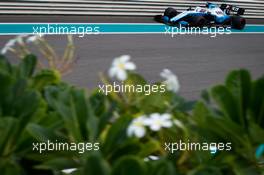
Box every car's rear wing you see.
[220,4,245,16]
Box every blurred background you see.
[0,0,264,100]
[0,0,264,21]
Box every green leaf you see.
[14,90,40,137]
[82,152,110,175]
[71,89,90,141]
[193,103,247,146]
[102,116,131,156]
[14,88,40,118]
[108,139,141,161]
[193,102,210,124]
[32,69,61,90]
[201,89,211,104]
[211,85,239,123]
[0,159,23,175]
[111,156,147,175]
[148,159,178,175]
[18,54,37,77]
[89,92,113,135]
[36,158,78,171]
[139,140,161,158]
[0,70,13,110]
[188,166,222,175]
[139,89,171,113]
[0,117,18,156]
[123,73,147,103]
[250,76,264,128]
[225,69,251,129]
[248,122,264,143]
[44,86,84,142]
[124,73,147,86]
[0,55,12,73]
[27,123,66,142]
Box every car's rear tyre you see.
[190,16,207,27]
[164,7,178,19]
[231,16,246,30]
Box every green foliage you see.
[0,55,263,175]
[111,156,147,175]
[191,69,264,174]
[0,55,62,174]
[82,152,110,175]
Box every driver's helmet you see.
[206,2,217,8]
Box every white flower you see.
[160,69,180,93]
[1,39,16,54]
[109,55,136,81]
[15,35,29,45]
[62,168,77,174]
[1,35,29,55]
[145,113,173,131]
[16,36,24,45]
[127,116,147,138]
[27,35,43,43]
[144,155,159,161]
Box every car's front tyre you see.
[190,16,207,27]
[164,7,178,19]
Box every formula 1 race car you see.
[154,2,246,30]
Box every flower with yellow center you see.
[144,113,173,131]
[127,116,148,138]
[109,55,136,81]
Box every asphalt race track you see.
[1,32,263,99]
[0,16,264,99]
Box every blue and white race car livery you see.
[154,2,246,30]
